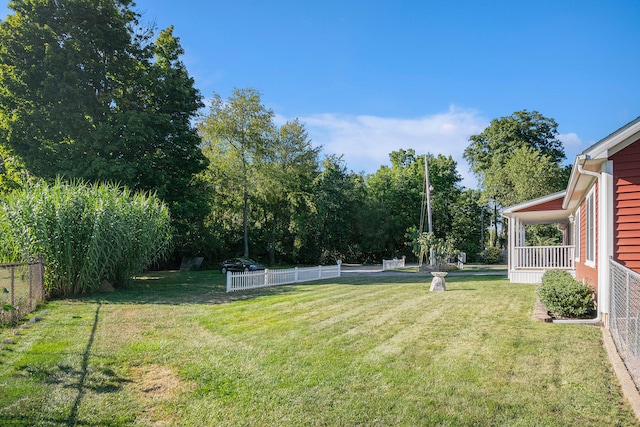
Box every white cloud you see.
[558,132,589,163]
[558,132,583,148]
[298,106,488,189]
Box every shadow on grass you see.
[66,302,100,426]
[77,270,301,306]
[4,301,132,427]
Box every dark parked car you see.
[219,257,265,273]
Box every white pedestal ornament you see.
[430,271,447,291]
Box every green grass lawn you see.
[0,271,637,426]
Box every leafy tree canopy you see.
[0,1,207,257]
[198,88,276,258]
[463,110,565,190]
[463,110,569,248]
[488,145,570,207]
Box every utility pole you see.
[425,156,434,267]
[425,156,433,235]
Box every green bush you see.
[457,241,480,263]
[481,247,503,264]
[537,270,594,318]
[0,179,172,296]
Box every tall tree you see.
[463,110,565,181]
[366,149,424,257]
[490,145,570,207]
[493,146,570,246]
[365,150,462,260]
[0,1,207,256]
[254,119,320,265]
[198,88,275,258]
[146,27,209,257]
[449,189,488,262]
[0,0,141,177]
[463,110,566,244]
[0,147,24,195]
[427,153,463,240]
[304,155,366,264]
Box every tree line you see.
[0,0,570,269]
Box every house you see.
[502,116,640,326]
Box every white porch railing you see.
[226,264,341,292]
[513,246,575,270]
[382,256,406,271]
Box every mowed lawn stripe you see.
[0,270,637,426]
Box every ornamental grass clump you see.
[537,270,595,318]
[0,179,172,296]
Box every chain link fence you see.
[609,259,640,389]
[0,258,45,325]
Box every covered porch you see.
[502,191,576,284]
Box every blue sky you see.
[3,1,640,188]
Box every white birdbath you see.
[430,271,448,291]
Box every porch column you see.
[518,218,526,248]
[507,217,513,272]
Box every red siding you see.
[516,197,564,212]
[575,183,598,290]
[611,139,640,273]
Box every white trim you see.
[502,191,566,215]
[574,207,581,262]
[585,186,596,267]
[508,269,576,285]
[600,160,614,317]
[586,117,640,159]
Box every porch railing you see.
[513,246,575,270]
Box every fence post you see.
[318,265,322,279]
[264,269,269,286]
[226,272,231,292]
[10,265,15,307]
[626,269,631,356]
[28,262,34,310]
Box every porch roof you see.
[502,191,571,224]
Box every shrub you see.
[0,179,172,296]
[537,270,594,318]
[457,241,480,263]
[481,247,503,264]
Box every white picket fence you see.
[226,263,342,292]
[382,256,406,271]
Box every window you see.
[573,208,581,261]
[585,188,596,265]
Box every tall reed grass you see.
[0,179,172,296]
